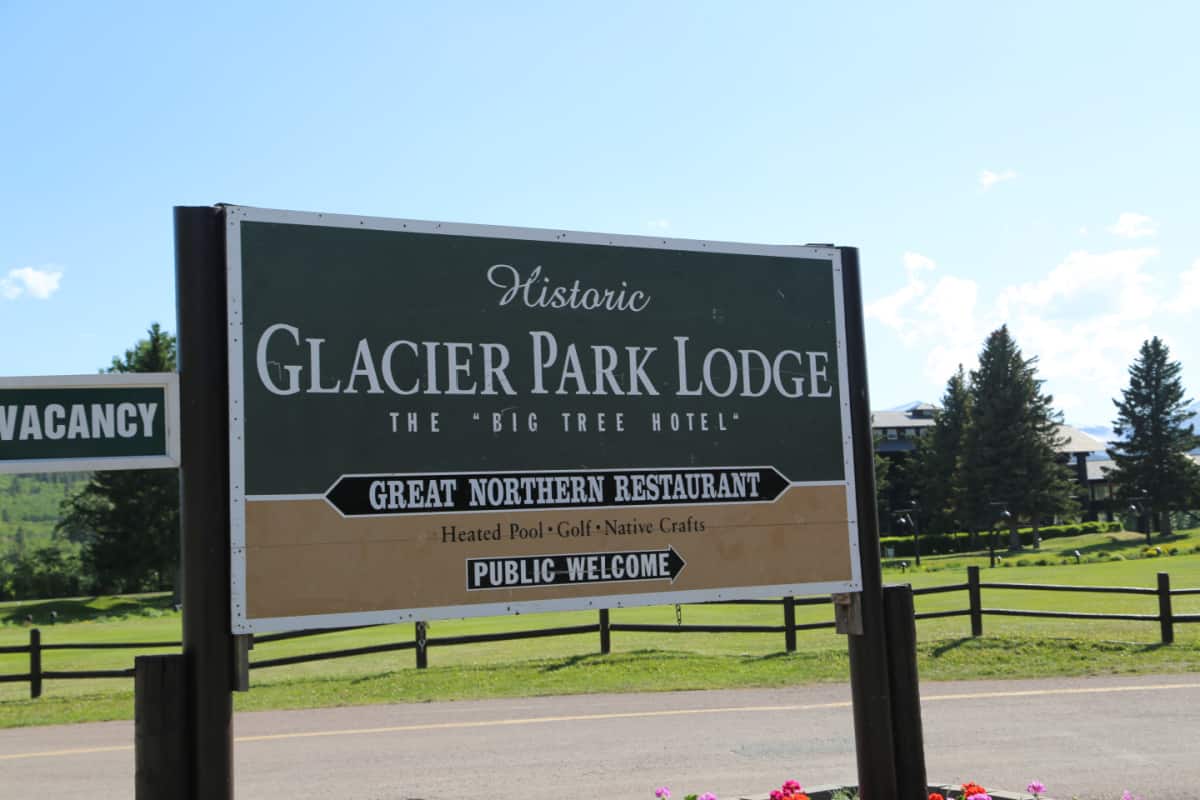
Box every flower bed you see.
[736,783,1052,800]
[660,777,1147,800]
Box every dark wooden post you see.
[883,584,927,800]
[175,205,235,800]
[135,655,189,800]
[783,597,797,653]
[967,566,983,637]
[29,628,42,699]
[1157,572,1174,645]
[838,247,900,799]
[599,609,611,654]
[415,622,428,669]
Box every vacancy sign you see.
[0,374,180,473]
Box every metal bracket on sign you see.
[832,592,863,636]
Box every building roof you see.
[874,439,917,454]
[871,410,937,429]
[870,410,1106,456]
[1056,425,1105,455]
[1086,459,1115,482]
[1088,453,1200,482]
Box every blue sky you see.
[2,2,1197,429]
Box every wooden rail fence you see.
[3,567,1198,699]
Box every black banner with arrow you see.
[467,546,686,590]
[326,466,788,517]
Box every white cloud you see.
[997,248,1158,321]
[864,251,938,335]
[987,250,1160,404]
[1165,258,1200,313]
[0,266,63,300]
[865,246,1182,425]
[919,275,979,336]
[903,252,936,273]
[979,168,1016,190]
[646,219,670,231]
[1108,212,1156,238]
[866,253,983,375]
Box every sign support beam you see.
[175,205,235,800]
[839,247,901,798]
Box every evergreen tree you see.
[57,324,180,594]
[1025,387,1079,547]
[961,326,1071,549]
[913,366,972,535]
[1107,337,1200,539]
[873,436,891,524]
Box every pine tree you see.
[873,435,891,523]
[57,324,181,594]
[962,326,1072,549]
[913,366,971,535]
[1107,337,1200,539]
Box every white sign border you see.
[225,204,863,635]
[0,372,180,474]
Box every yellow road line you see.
[3,681,1199,761]
[921,683,1200,703]
[234,701,855,743]
[0,743,132,760]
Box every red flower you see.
[928,794,945,800]
[961,783,988,798]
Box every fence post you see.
[29,628,42,699]
[599,609,611,655]
[783,597,797,652]
[882,584,928,800]
[135,654,188,800]
[415,622,428,669]
[1157,572,1174,645]
[967,566,982,637]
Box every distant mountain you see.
[1081,400,1200,457]
[887,400,933,412]
[1080,425,1117,446]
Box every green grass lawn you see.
[886,526,1200,573]
[3,530,1200,729]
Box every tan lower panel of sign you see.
[243,484,851,619]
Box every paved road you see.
[2,673,1197,799]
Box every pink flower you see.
[1027,780,1045,796]
[967,794,991,800]
[770,792,783,800]
[698,794,718,800]
[782,781,803,793]
[655,788,671,799]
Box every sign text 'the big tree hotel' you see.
[227,207,862,634]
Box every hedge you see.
[879,521,1122,557]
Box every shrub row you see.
[879,521,1122,557]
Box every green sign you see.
[227,206,862,634]
[0,374,180,473]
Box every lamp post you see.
[1128,489,1153,545]
[987,503,1011,568]
[892,503,921,567]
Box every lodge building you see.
[871,402,1107,525]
